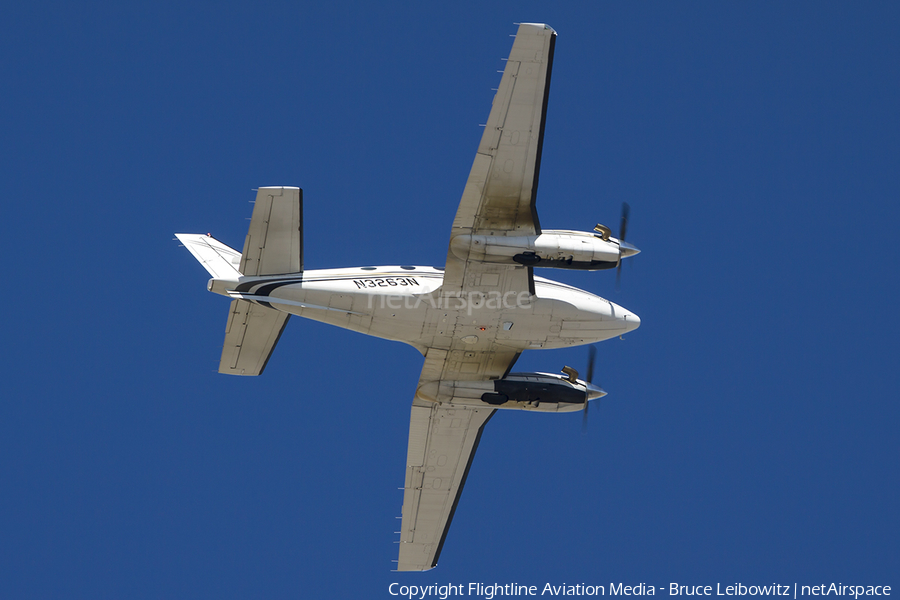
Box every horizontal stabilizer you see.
[241,187,303,276]
[220,299,290,376]
[175,234,242,279]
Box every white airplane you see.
[177,23,640,571]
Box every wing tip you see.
[516,22,557,34]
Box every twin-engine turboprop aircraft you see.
[177,23,640,571]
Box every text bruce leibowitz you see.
[388,583,892,600]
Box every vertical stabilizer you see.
[175,234,242,279]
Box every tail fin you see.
[175,234,242,279]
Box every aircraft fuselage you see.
[208,265,640,355]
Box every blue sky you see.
[2,1,898,598]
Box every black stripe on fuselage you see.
[233,272,590,306]
[234,273,443,295]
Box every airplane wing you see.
[396,23,557,570]
[397,348,520,571]
[441,22,556,296]
[397,399,495,571]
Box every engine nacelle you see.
[416,372,606,413]
[450,229,637,270]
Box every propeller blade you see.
[586,345,596,383]
[616,202,631,292]
[582,346,597,434]
[582,400,589,434]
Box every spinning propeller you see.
[582,345,599,433]
[616,202,640,291]
[560,346,605,433]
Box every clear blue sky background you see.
[2,2,898,598]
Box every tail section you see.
[175,234,242,279]
[176,186,304,376]
[219,299,290,376]
[241,186,303,276]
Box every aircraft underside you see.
[177,23,641,572]
[206,266,639,353]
